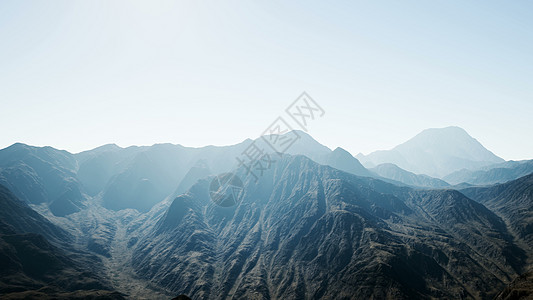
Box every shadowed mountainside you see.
[0,184,124,299]
[494,271,533,300]
[131,155,526,299]
[462,173,533,248]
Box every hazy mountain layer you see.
[0,131,387,215]
[444,159,533,186]
[371,163,450,188]
[357,126,504,178]
[76,131,333,212]
[0,143,86,216]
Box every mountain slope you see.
[174,160,212,196]
[317,147,373,177]
[0,143,85,216]
[0,136,530,299]
[0,184,70,244]
[76,144,138,197]
[461,173,533,247]
[371,163,450,188]
[79,131,334,212]
[259,130,331,157]
[357,126,504,178]
[131,155,523,299]
[0,184,123,299]
[495,271,533,300]
[1,132,343,214]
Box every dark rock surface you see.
[495,271,533,300]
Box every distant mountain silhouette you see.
[0,127,514,214]
[74,131,351,212]
[0,128,512,214]
[174,160,212,196]
[258,130,332,159]
[317,147,373,177]
[0,132,370,213]
[357,126,504,178]
[0,143,85,216]
[371,163,450,188]
[76,142,248,212]
[75,143,135,196]
[444,159,533,185]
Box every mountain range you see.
[1,126,532,299]
[132,155,526,299]
[444,159,533,186]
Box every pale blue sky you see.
[0,1,531,160]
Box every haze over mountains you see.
[1,126,533,299]
[370,163,450,188]
[445,160,533,186]
[357,126,505,178]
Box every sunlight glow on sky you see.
[0,0,532,160]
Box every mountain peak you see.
[396,126,502,160]
[319,147,372,177]
[405,126,475,145]
[359,126,504,178]
[255,130,331,160]
[332,147,350,155]
[421,125,467,134]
